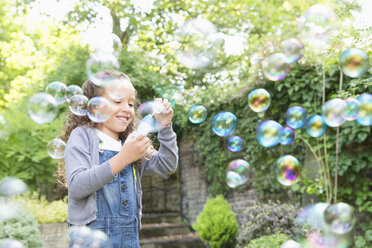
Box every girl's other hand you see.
[153,98,173,127]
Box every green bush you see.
[0,200,43,248]
[15,191,68,223]
[237,201,301,247]
[193,195,238,248]
[246,233,289,248]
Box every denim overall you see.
[69,148,140,248]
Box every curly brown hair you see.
[56,70,150,187]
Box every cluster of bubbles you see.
[69,226,110,248]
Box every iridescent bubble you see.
[0,239,25,248]
[286,106,307,129]
[281,38,304,63]
[69,94,88,116]
[322,98,346,127]
[28,93,58,124]
[295,203,330,232]
[303,231,350,248]
[262,53,289,81]
[324,202,355,235]
[356,93,372,126]
[279,127,295,145]
[138,101,165,118]
[280,240,302,248]
[275,155,301,186]
[86,52,120,86]
[97,33,123,57]
[227,136,243,152]
[46,81,67,104]
[105,76,133,101]
[173,18,221,69]
[306,115,327,138]
[87,96,112,123]
[340,48,369,78]
[188,105,208,124]
[66,85,83,102]
[342,98,359,121]
[256,120,282,147]
[211,112,237,137]
[226,159,250,188]
[47,138,66,159]
[0,177,28,197]
[248,88,271,113]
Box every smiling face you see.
[96,79,136,140]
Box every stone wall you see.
[39,223,69,248]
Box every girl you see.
[60,71,178,248]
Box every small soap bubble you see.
[248,88,271,113]
[275,155,301,186]
[0,177,28,197]
[356,93,372,126]
[286,106,307,129]
[87,96,112,123]
[46,81,67,104]
[280,38,304,63]
[306,115,327,138]
[0,239,25,248]
[324,202,355,235]
[322,98,346,127]
[256,120,282,147]
[28,93,58,124]
[47,138,66,159]
[188,105,207,124]
[226,159,250,188]
[262,53,289,81]
[280,240,302,248]
[66,85,84,102]
[173,18,220,69]
[342,98,359,121]
[211,112,237,137]
[227,136,243,152]
[69,94,88,116]
[86,52,120,86]
[340,48,369,78]
[279,127,295,145]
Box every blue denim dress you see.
[69,148,140,248]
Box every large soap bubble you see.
[211,112,237,137]
[69,94,88,116]
[280,38,304,63]
[322,98,346,127]
[248,88,271,113]
[285,106,307,129]
[256,120,282,147]
[47,138,66,159]
[28,93,58,124]
[227,136,243,152]
[324,202,355,235]
[87,96,113,123]
[356,93,372,126]
[86,52,120,86]
[306,115,327,138]
[262,53,289,81]
[46,81,67,104]
[275,155,301,186]
[342,98,359,121]
[188,105,208,124]
[340,48,369,78]
[226,159,250,188]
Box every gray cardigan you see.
[64,125,178,228]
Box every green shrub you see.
[237,201,301,247]
[193,195,238,248]
[246,233,289,248]
[15,191,68,223]
[0,200,43,248]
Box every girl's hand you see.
[120,132,151,163]
[153,98,173,127]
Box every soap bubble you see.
[355,93,372,126]
[211,112,237,137]
[0,177,28,197]
[69,94,88,116]
[306,115,327,138]
[303,231,350,248]
[256,120,282,147]
[248,88,271,113]
[340,48,369,78]
[0,239,25,248]
[105,76,133,101]
[286,106,307,129]
[275,155,301,186]
[86,52,120,86]
[47,138,66,159]
[138,100,166,117]
[96,33,123,57]
[324,202,355,235]
[46,81,67,104]
[173,18,221,69]
[280,240,302,248]
[0,200,23,223]
[70,224,110,248]
[188,105,208,124]
[281,38,304,63]
[295,203,330,232]
[66,85,84,102]
[226,159,250,188]
[227,136,243,152]
[28,93,58,124]
[279,127,295,145]
[322,98,346,127]
[87,96,112,123]
[262,53,289,81]
[342,98,359,121]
